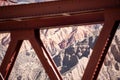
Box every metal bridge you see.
[0,0,120,80]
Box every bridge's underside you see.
[0,0,120,80]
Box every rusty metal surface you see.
[82,8,120,80]
[0,0,120,19]
[0,11,104,31]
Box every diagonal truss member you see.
[0,0,120,80]
[0,29,62,80]
[82,8,120,80]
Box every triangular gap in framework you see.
[40,24,103,80]
[0,29,62,80]
[9,40,49,80]
[0,33,10,66]
[97,23,120,80]
[29,29,62,80]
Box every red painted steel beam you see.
[82,8,120,80]
[0,39,23,79]
[30,29,62,80]
[1,0,7,1]
[0,0,120,19]
[0,29,62,80]
[0,11,104,31]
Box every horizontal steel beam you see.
[0,0,120,19]
[0,11,104,31]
